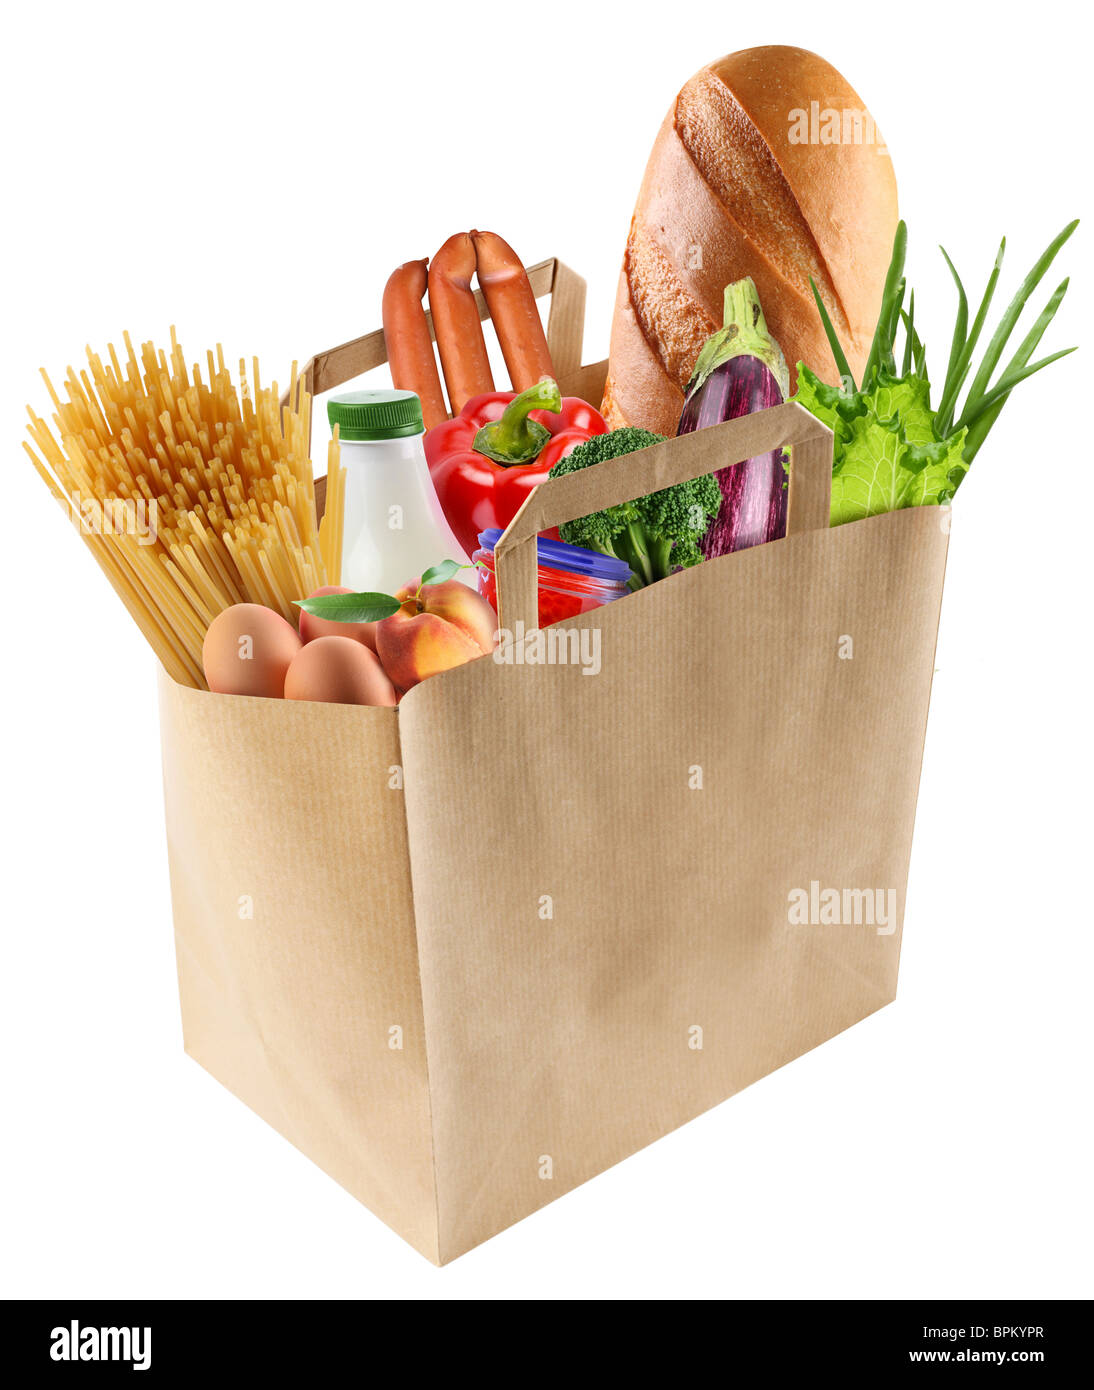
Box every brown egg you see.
[298,585,379,651]
[202,603,301,698]
[284,636,397,707]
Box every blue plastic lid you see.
[476,529,632,585]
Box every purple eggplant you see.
[677,278,790,557]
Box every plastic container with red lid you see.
[473,529,632,628]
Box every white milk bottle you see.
[327,390,471,594]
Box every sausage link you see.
[427,233,494,414]
[471,230,554,391]
[381,259,449,431]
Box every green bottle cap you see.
[327,390,424,441]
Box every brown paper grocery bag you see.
[161,392,949,1263]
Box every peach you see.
[298,585,380,650]
[375,579,497,691]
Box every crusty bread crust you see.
[606,46,898,432]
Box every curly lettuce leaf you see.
[795,364,968,527]
[870,374,935,446]
[792,368,849,433]
[833,409,968,523]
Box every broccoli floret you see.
[550,427,663,473]
[637,472,722,571]
[548,428,720,588]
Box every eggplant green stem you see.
[473,377,562,465]
[686,277,789,400]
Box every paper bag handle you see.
[492,401,833,632]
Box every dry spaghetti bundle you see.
[24,331,332,688]
[318,425,346,587]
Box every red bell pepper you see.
[424,377,608,558]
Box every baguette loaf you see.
[603,46,898,434]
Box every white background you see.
[2,1,1090,1299]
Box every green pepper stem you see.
[473,377,562,466]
